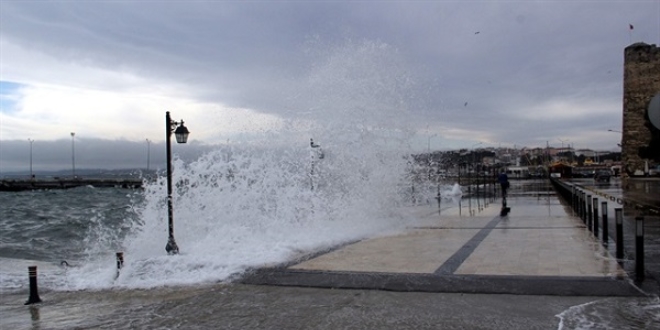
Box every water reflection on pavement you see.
[2,284,658,330]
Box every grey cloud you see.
[1,1,656,157]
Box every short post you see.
[587,195,592,231]
[579,191,585,221]
[492,172,496,197]
[635,216,644,281]
[592,197,599,237]
[116,252,124,277]
[580,191,587,224]
[601,201,608,245]
[615,208,623,260]
[24,266,42,305]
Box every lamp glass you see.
[174,125,189,144]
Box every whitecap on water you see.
[557,297,660,330]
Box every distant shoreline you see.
[0,178,143,191]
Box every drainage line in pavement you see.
[434,215,504,275]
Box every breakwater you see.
[0,178,143,191]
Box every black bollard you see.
[500,195,510,216]
[635,216,644,281]
[601,201,608,245]
[615,208,624,260]
[581,191,587,222]
[573,187,578,214]
[578,191,584,221]
[24,266,42,305]
[411,184,415,205]
[587,195,592,230]
[116,252,124,277]
[577,190,582,220]
[593,198,599,237]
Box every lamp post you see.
[472,142,483,174]
[70,132,76,178]
[558,139,568,162]
[28,138,34,179]
[608,129,623,148]
[310,138,323,190]
[146,139,151,171]
[165,111,190,255]
[427,134,437,180]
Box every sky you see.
[1,1,659,172]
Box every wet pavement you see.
[243,179,650,297]
[561,177,660,293]
[0,283,624,330]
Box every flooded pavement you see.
[244,179,642,296]
[566,177,660,291]
[2,283,657,330]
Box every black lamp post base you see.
[166,237,179,255]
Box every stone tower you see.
[621,42,660,176]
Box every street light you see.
[472,142,483,172]
[608,129,623,148]
[28,138,34,179]
[427,134,437,180]
[146,139,151,171]
[165,111,190,255]
[558,139,569,161]
[70,132,76,178]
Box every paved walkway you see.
[243,181,646,296]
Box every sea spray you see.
[61,39,445,289]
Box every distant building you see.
[621,42,660,176]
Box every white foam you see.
[52,39,445,290]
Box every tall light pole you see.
[28,138,34,179]
[472,142,483,173]
[558,139,568,161]
[310,138,323,190]
[165,111,190,255]
[70,132,76,178]
[608,129,623,148]
[427,134,437,180]
[146,138,151,171]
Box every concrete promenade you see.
[243,180,653,297]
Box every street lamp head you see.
[174,121,190,144]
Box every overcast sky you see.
[1,1,659,172]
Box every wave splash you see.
[59,39,437,289]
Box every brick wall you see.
[622,42,660,176]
